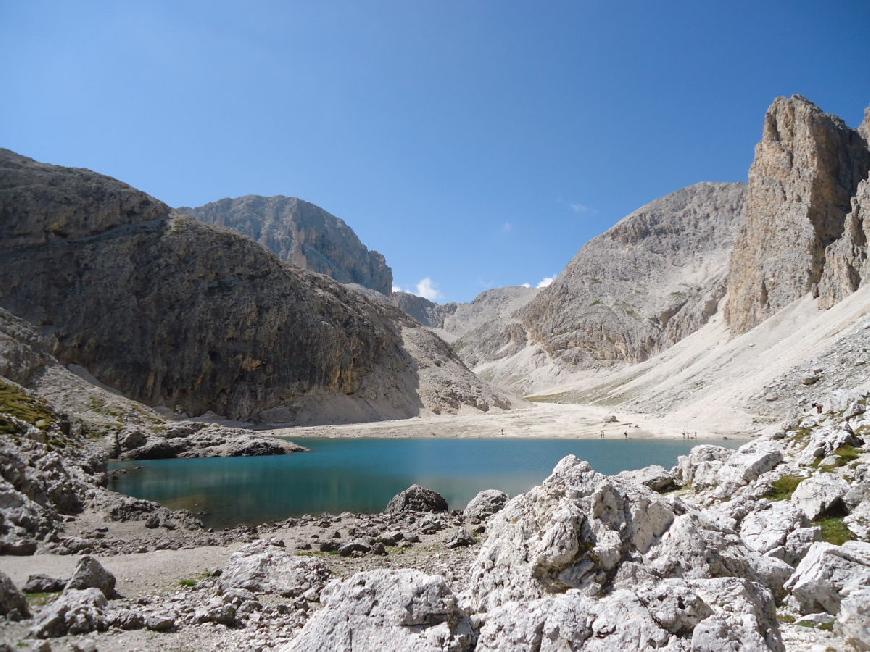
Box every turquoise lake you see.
[108,438,737,528]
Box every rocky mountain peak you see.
[178,195,393,295]
[725,95,870,333]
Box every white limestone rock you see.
[845,500,870,541]
[740,501,807,554]
[462,489,508,521]
[220,540,331,598]
[836,587,870,651]
[784,541,870,614]
[463,455,675,612]
[30,588,108,638]
[791,475,850,520]
[283,569,473,652]
[476,578,783,652]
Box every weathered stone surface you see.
[23,574,67,594]
[784,541,870,614]
[179,195,393,296]
[0,570,29,620]
[845,499,870,541]
[30,588,108,638]
[836,586,870,651]
[818,179,870,308]
[476,577,783,652]
[283,569,473,652]
[673,445,732,488]
[220,540,331,598]
[65,556,117,598]
[462,489,508,521]
[0,149,508,422]
[522,182,744,365]
[726,96,870,333]
[791,474,850,520]
[615,464,676,493]
[464,455,675,612]
[740,500,806,555]
[386,484,449,513]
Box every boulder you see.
[845,500,870,541]
[30,588,108,638]
[615,465,676,493]
[836,587,870,651]
[739,501,806,554]
[385,484,448,513]
[445,528,475,549]
[784,541,870,614]
[0,571,29,620]
[23,574,67,594]
[65,555,116,598]
[673,445,732,488]
[476,578,783,652]
[283,569,473,652]
[462,490,508,521]
[791,475,850,520]
[464,455,675,612]
[220,540,331,598]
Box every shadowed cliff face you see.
[0,149,508,422]
[520,182,745,366]
[178,195,393,296]
[725,96,870,334]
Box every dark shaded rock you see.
[0,571,29,620]
[65,556,116,598]
[385,484,448,513]
[23,574,66,593]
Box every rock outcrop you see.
[522,182,744,365]
[726,96,870,332]
[179,195,392,295]
[818,178,870,308]
[385,484,448,513]
[0,149,508,422]
[284,569,474,652]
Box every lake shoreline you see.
[266,403,758,442]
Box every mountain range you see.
[1,94,868,434]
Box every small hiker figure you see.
[816,403,823,414]
[623,431,628,439]
[599,429,604,439]
[500,428,504,436]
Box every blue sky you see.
[2,1,869,302]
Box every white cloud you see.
[520,282,531,288]
[415,277,442,301]
[501,222,513,233]
[391,284,403,293]
[536,275,555,288]
[570,202,595,215]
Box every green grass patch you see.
[777,613,796,624]
[0,380,56,431]
[834,445,861,463]
[765,475,804,501]
[25,591,61,608]
[791,427,813,445]
[814,516,854,545]
[177,578,198,588]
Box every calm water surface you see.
[108,438,737,528]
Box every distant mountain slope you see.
[0,149,509,423]
[522,182,746,366]
[178,195,392,295]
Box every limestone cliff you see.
[725,96,870,333]
[0,149,508,422]
[179,195,393,295]
[521,182,745,366]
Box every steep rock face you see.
[389,291,455,328]
[818,179,870,308]
[179,195,392,295]
[521,182,744,365]
[0,150,507,422]
[726,96,870,333]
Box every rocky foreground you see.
[0,391,868,650]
